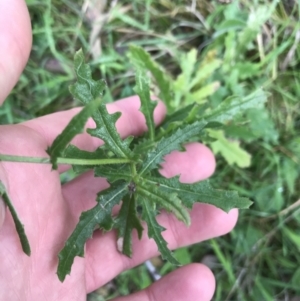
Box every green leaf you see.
[141,200,179,265]
[137,180,190,225]
[139,120,207,175]
[205,89,268,123]
[47,98,102,169]
[160,104,197,130]
[63,144,107,173]
[57,181,128,282]
[114,194,143,257]
[69,49,106,104]
[246,108,278,143]
[0,181,31,256]
[87,104,134,159]
[94,164,132,182]
[69,49,134,159]
[146,176,252,212]
[190,82,220,103]
[134,68,157,141]
[208,129,251,168]
[128,45,172,108]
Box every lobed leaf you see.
[128,45,173,108]
[204,89,268,123]
[114,194,143,257]
[141,200,179,265]
[47,98,102,169]
[87,104,134,159]
[208,129,252,168]
[69,49,134,159]
[134,68,157,141]
[146,176,252,212]
[136,180,190,225]
[57,181,128,282]
[139,120,207,175]
[0,181,31,256]
[69,49,106,104]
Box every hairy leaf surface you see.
[204,89,268,123]
[146,177,252,212]
[47,98,101,169]
[114,195,143,257]
[137,180,190,225]
[87,104,134,159]
[134,68,157,141]
[63,144,107,173]
[139,120,207,175]
[128,45,172,108]
[57,182,128,281]
[141,200,179,265]
[94,164,132,182]
[69,50,134,159]
[69,49,106,104]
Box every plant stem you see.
[0,154,131,165]
[130,162,137,177]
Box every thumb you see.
[0,0,32,104]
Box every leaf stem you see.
[0,154,131,166]
[0,181,31,256]
[130,162,137,177]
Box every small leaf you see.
[190,82,220,103]
[137,180,190,225]
[47,98,102,169]
[139,120,207,175]
[87,104,134,159]
[0,181,31,256]
[208,129,251,168]
[57,181,128,282]
[134,68,157,141]
[246,108,278,143]
[128,45,172,108]
[114,194,143,257]
[69,49,106,104]
[141,200,179,265]
[69,49,134,159]
[146,177,252,212]
[204,89,268,123]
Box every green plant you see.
[1,47,274,283]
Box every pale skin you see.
[0,0,238,300]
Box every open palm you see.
[0,1,238,300]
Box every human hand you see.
[0,1,238,300]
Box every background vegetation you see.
[1,0,299,300]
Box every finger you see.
[23,96,166,151]
[0,166,7,229]
[0,0,32,104]
[85,204,238,292]
[0,198,5,229]
[62,171,109,218]
[112,264,215,301]
[160,143,216,182]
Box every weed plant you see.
[1,0,299,300]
